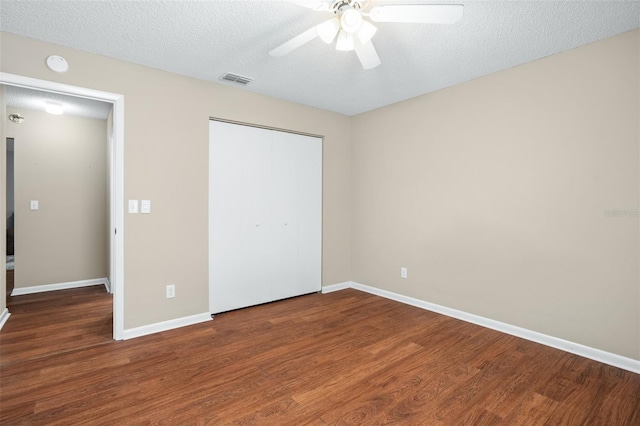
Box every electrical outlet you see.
[166,284,175,299]
[401,267,408,279]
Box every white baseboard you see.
[333,282,639,374]
[0,308,10,330]
[103,278,112,294]
[10,278,110,296]
[322,281,353,293]
[122,312,212,340]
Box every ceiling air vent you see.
[220,72,254,86]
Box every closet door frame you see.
[208,118,323,315]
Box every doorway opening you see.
[1,73,125,340]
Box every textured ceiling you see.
[4,85,112,120]
[1,0,639,116]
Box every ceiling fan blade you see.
[269,26,320,57]
[288,0,331,11]
[354,39,381,70]
[369,4,463,24]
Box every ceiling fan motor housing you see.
[331,0,362,14]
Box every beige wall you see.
[0,31,352,329]
[352,29,640,359]
[6,107,108,288]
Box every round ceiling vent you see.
[8,113,25,124]
[46,55,69,73]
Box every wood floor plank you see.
[1,287,639,424]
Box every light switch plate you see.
[128,200,139,214]
[141,200,151,214]
[30,200,39,211]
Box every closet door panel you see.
[296,134,323,293]
[239,128,274,308]
[271,134,300,301]
[209,121,244,313]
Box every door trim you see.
[209,117,323,139]
[0,72,125,340]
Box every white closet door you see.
[209,121,243,313]
[271,132,322,299]
[209,121,273,313]
[210,121,322,314]
[293,133,322,295]
[271,133,301,301]
[239,127,275,308]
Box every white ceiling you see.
[5,85,112,120]
[1,0,639,116]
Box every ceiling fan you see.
[269,0,464,70]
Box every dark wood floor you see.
[1,287,639,425]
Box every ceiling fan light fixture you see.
[340,8,362,34]
[317,17,341,43]
[356,20,377,44]
[272,2,465,70]
[336,30,354,51]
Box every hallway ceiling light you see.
[45,101,64,115]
